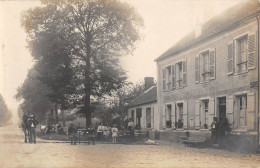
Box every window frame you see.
[233,32,249,75]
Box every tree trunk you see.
[84,42,92,129]
[54,104,58,124]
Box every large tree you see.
[22,0,143,128]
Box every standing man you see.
[68,124,77,145]
[22,113,29,143]
[210,117,219,144]
[27,115,39,144]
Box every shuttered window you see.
[230,32,256,75]
[197,49,216,83]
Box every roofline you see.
[155,11,260,62]
[127,100,157,108]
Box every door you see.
[218,97,226,119]
[136,108,142,129]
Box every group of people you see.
[22,113,39,144]
[97,123,118,143]
[211,116,229,146]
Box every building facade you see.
[155,0,259,135]
[127,77,160,131]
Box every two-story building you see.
[155,0,259,140]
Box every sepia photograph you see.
[0,0,260,167]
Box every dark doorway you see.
[136,108,142,129]
[218,97,226,121]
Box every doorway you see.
[218,97,226,122]
[136,108,142,129]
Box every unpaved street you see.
[0,125,260,168]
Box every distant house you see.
[127,77,160,130]
[155,0,259,135]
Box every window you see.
[166,105,172,128]
[176,103,183,128]
[195,49,215,83]
[227,32,256,75]
[237,95,247,127]
[202,51,209,82]
[237,36,248,73]
[146,108,151,128]
[204,100,209,128]
[166,66,172,90]
[176,62,183,88]
[162,66,172,91]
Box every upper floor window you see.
[227,32,256,75]
[237,36,248,73]
[195,48,215,83]
[163,60,187,91]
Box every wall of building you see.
[157,18,259,132]
[127,102,159,130]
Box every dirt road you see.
[0,125,260,168]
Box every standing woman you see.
[111,124,118,143]
[97,123,104,141]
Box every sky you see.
[0,0,244,122]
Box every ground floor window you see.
[237,95,247,127]
[146,107,151,128]
[166,104,172,128]
[201,100,209,129]
[176,103,183,128]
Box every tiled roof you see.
[155,0,260,62]
[128,86,157,107]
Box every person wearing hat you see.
[68,123,78,145]
[27,115,39,144]
[210,117,219,144]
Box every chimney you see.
[144,77,154,90]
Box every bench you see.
[182,132,211,147]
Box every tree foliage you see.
[16,67,53,122]
[21,0,143,127]
[0,94,12,124]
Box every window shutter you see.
[171,102,176,129]
[227,41,234,75]
[171,65,176,89]
[247,32,256,69]
[195,55,200,83]
[195,101,200,129]
[162,105,166,129]
[182,60,187,86]
[247,92,255,130]
[209,49,216,79]
[163,69,166,91]
[226,96,234,129]
[183,101,188,129]
[208,98,215,129]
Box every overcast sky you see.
[0,0,243,119]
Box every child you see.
[111,124,118,143]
